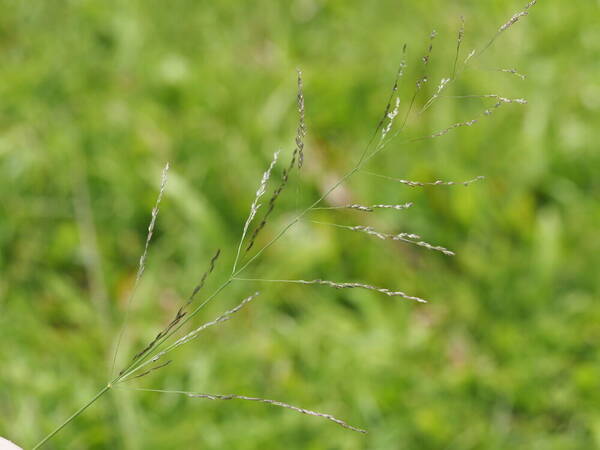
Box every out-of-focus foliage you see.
[0,0,598,448]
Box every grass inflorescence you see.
[31,3,536,448]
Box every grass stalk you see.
[32,385,111,450]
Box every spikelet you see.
[111,162,170,376]
[186,393,367,433]
[452,16,465,77]
[137,163,170,281]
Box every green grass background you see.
[1,0,599,448]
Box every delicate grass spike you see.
[129,248,221,365]
[376,94,527,160]
[381,96,401,141]
[296,69,307,168]
[436,94,527,105]
[498,0,536,34]
[245,72,307,252]
[462,95,528,105]
[369,203,414,210]
[362,47,408,164]
[312,202,414,212]
[464,49,476,65]
[413,30,436,92]
[188,249,222,302]
[378,53,407,143]
[374,46,407,141]
[138,164,170,281]
[311,221,455,256]
[110,162,170,378]
[452,16,465,78]
[189,394,367,434]
[244,170,289,252]
[430,118,478,138]
[234,278,427,303]
[498,68,527,80]
[363,172,485,188]
[481,1,537,55]
[233,151,280,274]
[120,388,368,434]
[421,77,451,113]
[421,17,465,114]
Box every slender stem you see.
[32,385,111,450]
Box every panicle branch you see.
[187,393,367,434]
[234,277,427,303]
[296,69,307,168]
[498,68,527,80]
[110,162,170,378]
[245,71,307,252]
[363,171,485,188]
[311,221,455,256]
[481,1,537,54]
[312,202,414,212]
[120,388,367,434]
[499,1,536,34]
[452,16,465,78]
[137,163,170,281]
[233,151,280,273]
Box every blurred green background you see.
[1,0,598,448]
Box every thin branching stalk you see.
[310,220,455,256]
[232,151,280,274]
[33,4,537,446]
[362,171,485,188]
[234,278,427,303]
[498,68,527,80]
[116,387,367,434]
[311,202,414,212]
[110,163,170,378]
